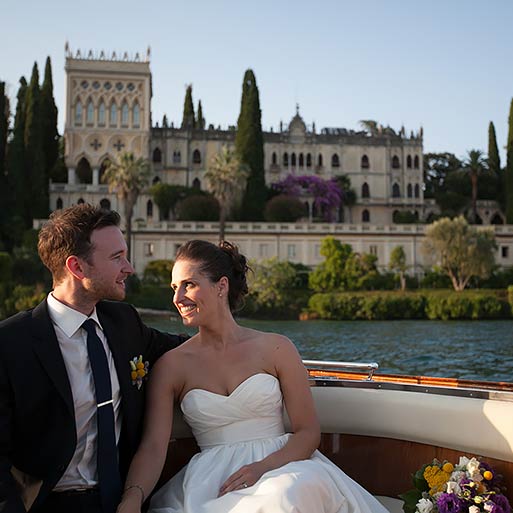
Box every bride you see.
[117,240,389,513]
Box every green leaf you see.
[399,489,422,513]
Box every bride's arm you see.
[117,352,178,513]
[219,335,320,495]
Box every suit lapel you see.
[30,300,75,418]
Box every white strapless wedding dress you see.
[149,373,389,513]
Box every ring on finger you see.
[242,482,248,488]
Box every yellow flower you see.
[423,465,451,495]
[483,471,493,481]
[136,362,145,370]
[131,371,138,380]
[137,369,146,378]
[442,463,454,473]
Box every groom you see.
[0,204,183,513]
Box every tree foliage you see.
[205,146,249,240]
[423,216,496,291]
[389,245,408,291]
[150,183,192,220]
[463,149,486,223]
[264,195,306,222]
[102,152,150,260]
[235,69,267,220]
[181,84,195,129]
[196,100,205,130]
[176,194,219,221]
[506,99,513,223]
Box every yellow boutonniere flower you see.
[130,355,149,389]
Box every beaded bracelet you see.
[124,484,145,505]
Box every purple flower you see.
[437,493,466,513]
[489,495,511,513]
[480,462,502,490]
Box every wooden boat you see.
[161,360,513,512]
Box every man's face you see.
[80,225,134,302]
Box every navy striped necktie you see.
[82,319,122,513]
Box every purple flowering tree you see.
[272,175,343,221]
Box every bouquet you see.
[400,457,511,513]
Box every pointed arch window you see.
[110,103,117,127]
[56,197,63,210]
[299,153,304,167]
[407,155,412,169]
[291,153,296,167]
[153,147,162,163]
[361,155,369,169]
[147,199,153,218]
[192,149,201,164]
[86,99,94,125]
[75,101,82,126]
[173,150,181,164]
[318,154,323,167]
[98,100,106,126]
[392,183,401,197]
[100,198,111,210]
[77,198,85,205]
[362,209,370,223]
[133,103,140,128]
[283,152,289,167]
[414,155,420,169]
[306,153,312,168]
[331,153,340,168]
[407,184,413,198]
[121,102,129,127]
[272,152,277,165]
[414,184,420,198]
[362,182,370,198]
[392,155,400,169]
[193,177,201,189]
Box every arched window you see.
[77,198,85,205]
[173,150,181,164]
[414,184,420,198]
[100,198,111,210]
[407,155,412,169]
[146,199,153,218]
[75,101,82,125]
[99,160,109,183]
[291,153,296,166]
[318,154,323,167]
[152,176,160,185]
[299,153,304,167]
[192,177,201,189]
[407,184,413,198]
[392,155,400,169]
[76,157,92,184]
[361,155,369,169]
[272,152,277,165]
[362,182,370,198]
[56,197,63,210]
[491,213,504,225]
[86,99,94,125]
[362,209,370,223]
[110,103,117,127]
[153,147,162,163]
[192,149,201,164]
[414,155,420,169]
[283,152,289,166]
[133,103,140,128]
[121,102,129,127]
[306,153,312,168]
[331,154,340,168]
[98,100,106,126]
[392,183,401,197]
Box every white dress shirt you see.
[46,293,122,491]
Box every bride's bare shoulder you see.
[242,328,297,353]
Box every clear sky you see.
[2,0,513,161]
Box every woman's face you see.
[171,258,222,326]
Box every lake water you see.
[143,316,513,383]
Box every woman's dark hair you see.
[175,240,249,311]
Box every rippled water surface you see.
[143,316,513,382]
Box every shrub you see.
[143,259,174,285]
[176,194,220,221]
[264,195,306,222]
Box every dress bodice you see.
[180,373,285,449]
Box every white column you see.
[93,167,100,185]
[67,167,76,184]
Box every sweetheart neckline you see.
[180,373,278,404]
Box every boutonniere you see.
[130,355,149,390]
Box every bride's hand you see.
[218,461,268,496]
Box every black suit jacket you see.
[0,299,182,512]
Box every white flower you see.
[484,503,494,512]
[467,458,480,477]
[417,498,434,513]
[469,506,480,513]
[446,481,461,494]
[458,456,470,469]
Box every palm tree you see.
[205,146,249,241]
[102,152,150,260]
[463,149,486,224]
[359,120,378,135]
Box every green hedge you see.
[308,290,511,320]
[508,285,513,315]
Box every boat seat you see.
[375,495,404,513]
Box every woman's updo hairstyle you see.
[175,240,250,311]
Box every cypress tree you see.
[24,62,47,224]
[506,99,513,223]
[40,56,59,182]
[235,69,266,220]
[162,114,168,128]
[196,100,205,129]
[181,85,194,129]
[488,121,504,211]
[0,82,10,249]
[9,77,28,227]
